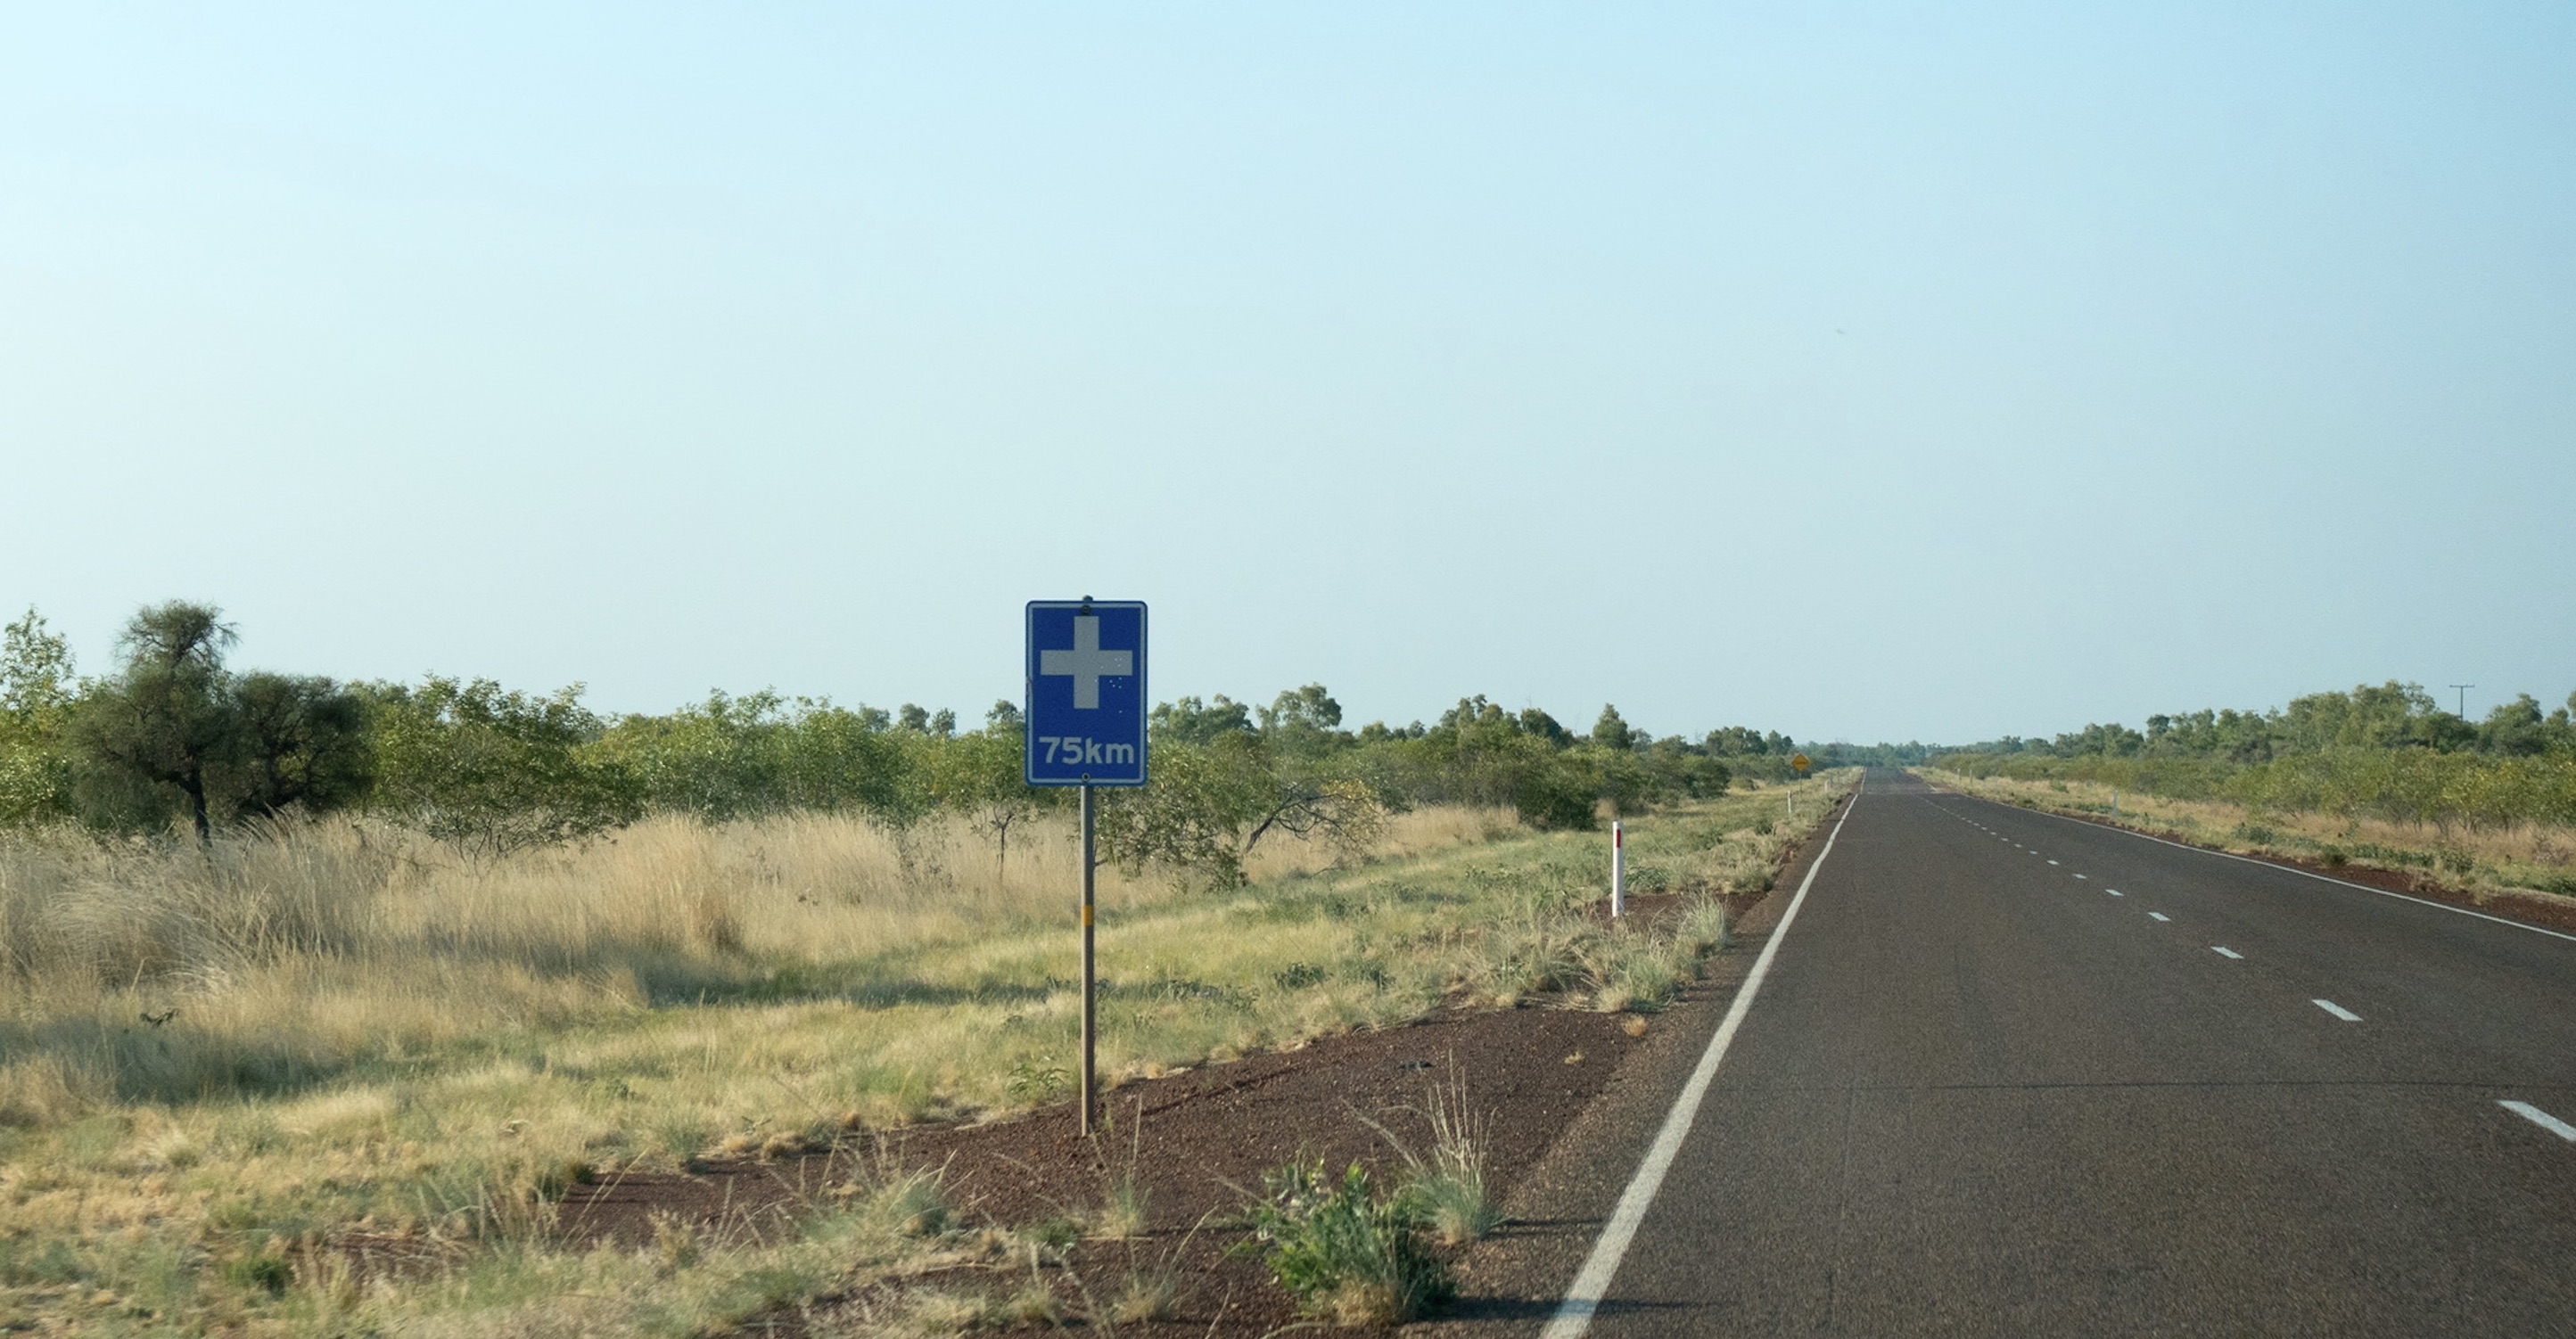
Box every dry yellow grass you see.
[1920,768,2576,911]
[0,779,1855,1334]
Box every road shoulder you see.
[1410,786,1856,1336]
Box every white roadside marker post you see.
[1611,820,1625,919]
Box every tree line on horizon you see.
[0,603,1838,886]
[1936,681,2576,831]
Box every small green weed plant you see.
[1239,1157,1455,1326]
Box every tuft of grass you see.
[1109,1265,1179,1324]
[1000,1278,1063,1327]
[1089,1097,1152,1241]
[1406,1064,1503,1247]
[905,1286,996,1335]
[1092,1174,1149,1242]
[649,1211,704,1271]
[1675,895,1730,957]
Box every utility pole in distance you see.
[2450,684,2474,719]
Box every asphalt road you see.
[1580,770,2576,1337]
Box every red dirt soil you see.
[538,804,1847,1335]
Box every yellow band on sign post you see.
[1082,905,1094,926]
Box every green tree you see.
[2479,694,2550,757]
[1407,696,1596,828]
[2547,694,2576,754]
[1102,702,1389,889]
[366,676,640,858]
[0,609,77,826]
[928,704,1051,875]
[1151,694,1255,744]
[1592,704,1636,752]
[600,688,794,820]
[773,702,910,817]
[228,671,372,818]
[70,603,240,842]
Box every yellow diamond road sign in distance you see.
[1790,753,1812,776]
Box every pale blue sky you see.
[3,4,2570,744]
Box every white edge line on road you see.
[2499,1100,2576,1142]
[1990,796,2576,945]
[2312,998,2362,1022]
[2211,946,2243,959]
[1537,783,1863,1339]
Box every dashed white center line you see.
[2047,859,2060,866]
[2107,890,2124,897]
[2211,946,2243,959]
[2073,874,2087,880]
[2312,998,2362,1022]
[2147,911,2171,922]
[2500,1101,2576,1142]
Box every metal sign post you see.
[1025,599,1147,1138]
[1080,781,1094,1131]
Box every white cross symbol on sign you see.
[1039,615,1132,710]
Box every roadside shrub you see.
[1239,1158,1453,1326]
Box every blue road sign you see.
[1025,600,1148,786]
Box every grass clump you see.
[1239,1157,1455,1326]
[1108,1265,1179,1324]
[1399,1064,1503,1247]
